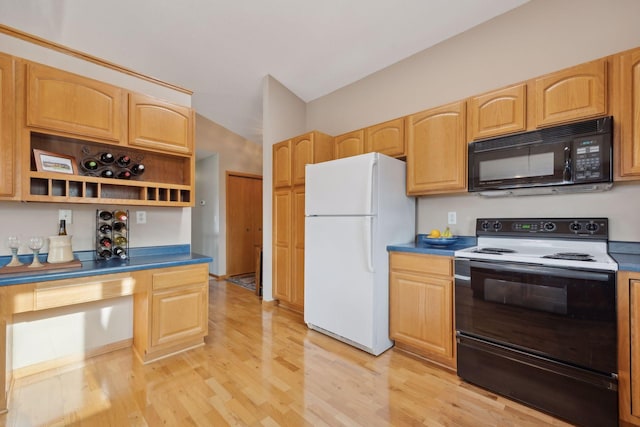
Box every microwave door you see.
[471,141,567,190]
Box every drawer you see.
[152,264,209,291]
[389,252,453,277]
[34,273,136,310]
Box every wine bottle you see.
[116,155,131,167]
[130,163,145,176]
[98,249,112,259]
[113,246,127,259]
[99,237,112,248]
[99,223,112,234]
[114,210,128,221]
[83,159,98,171]
[99,152,115,164]
[99,210,113,221]
[113,235,127,246]
[101,169,115,178]
[117,170,131,180]
[58,220,67,236]
[113,221,127,233]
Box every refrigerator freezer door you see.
[305,153,377,216]
[304,216,385,352]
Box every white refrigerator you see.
[304,152,415,355]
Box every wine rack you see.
[95,209,129,261]
[80,146,145,180]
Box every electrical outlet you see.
[58,209,73,224]
[447,211,457,225]
[136,211,147,224]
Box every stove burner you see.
[542,252,595,261]
[473,247,517,255]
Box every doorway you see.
[226,172,263,278]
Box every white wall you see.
[262,75,307,301]
[192,114,262,276]
[304,0,640,242]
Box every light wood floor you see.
[0,280,573,426]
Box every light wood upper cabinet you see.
[614,47,640,179]
[468,84,526,140]
[390,252,455,371]
[334,129,364,159]
[128,92,193,154]
[534,59,607,127]
[292,131,333,186]
[365,117,405,157]
[272,188,292,302]
[26,62,124,142]
[273,140,292,188]
[406,101,467,195]
[0,53,15,198]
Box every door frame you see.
[225,171,263,277]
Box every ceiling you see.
[0,0,528,144]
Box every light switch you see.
[58,209,73,224]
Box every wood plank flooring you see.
[0,280,573,426]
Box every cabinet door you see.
[292,133,313,186]
[616,48,640,178]
[468,84,526,140]
[334,129,364,159]
[26,62,124,142]
[273,140,292,188]
[365,118,405,157]
[0,53,15,198]
[128,92,193,154]
[406,101,467,195]
[272,188,291,301]
[631,279,640,419]
[151,283,207,346]
[534,59,607,127]
[291,187,305,310]
[390,270,454,363]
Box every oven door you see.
[455,259,616,374]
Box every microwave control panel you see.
[573,136,604,181]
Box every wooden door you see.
[291,186,305,309]
[26,62,124,142]
[534,59,607,127]
[226,172,263,276]
[406,101,467,195]
[128,92,193,154]
[272,188,291,301]
[273,140,292,188]
[468,83,526,140]
[0,53,15,198]
[365,118,405,157]
[292,133,313,186]
[334,129,364,159]
[616,47,640,178]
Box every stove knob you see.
[543,222,556,232]
[493,221,502,231]
[586,222,599,232]
[569,222,582,232]
[480,221,491,231]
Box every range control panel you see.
[476,218,609,239]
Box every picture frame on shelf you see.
[33,149,77,175]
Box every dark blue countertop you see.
[610,241,640,272]
[0,245,212,286]
[387,236,476,256]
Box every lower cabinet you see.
[133,263,209,363]
[389,252,455,370]
[617,271,640,426]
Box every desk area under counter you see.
[0,245,212,414]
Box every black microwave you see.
[468,117,613,195]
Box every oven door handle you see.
[469,260,613,282]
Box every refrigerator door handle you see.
[364,217,374,273]
[365,155,376,214]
